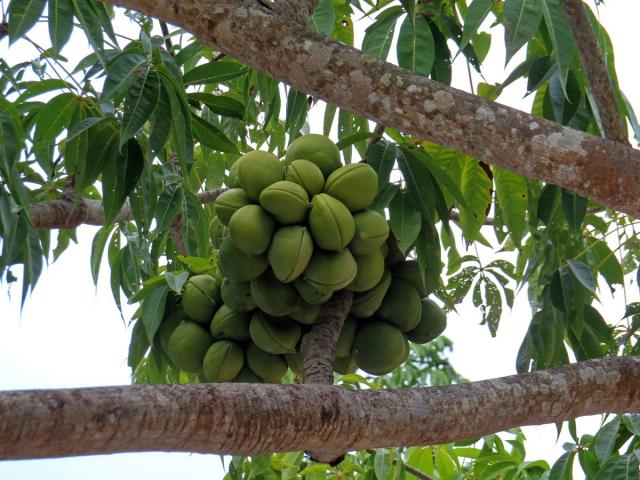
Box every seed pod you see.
[302,249,357,294]
[245,343,288,383]
[217,236,269,282]
[324,163,378,212]
[336,316,358,358]
[353,320,409,375]
[289,300,321,325]
[350,269,392,318]
[238,150,285,201]
[377,278,422,332]
[286,159,325,196]
[259,181,311,224]
[214,188,251,226]
[228,205,275,255]
[348,248,385,292]
[268,226,314,283]
[167,321,213,373]
[349,210,390,255]
[251,270,301,317]
[249,311,301,355]
[406,298,447,344]
[182,275,221,325]
[210,304,252,341]
[293,277,334,305]
[308,194,355,251]
[220,277,256,312]
[284,134,341,177]
[202,340,244,382]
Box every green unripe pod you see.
[182,275,221,325]
[220,277,256,312]
[245,343,288,383]
[349,210,390,255]
[406,298,447,344]
[348,249,385,292]
[324,163,378,212]
[285,134,341,177]
[233,365,264,383]
[259,181,311,224]
[384,233,406,267]
[294,278,334,305]
[249,311,301,355]
[228,205,275,255]
[309,194,355,251]
[333,352,358,375]
[167,321,213,373]
[238,150,284,201]
[268,226,314,283]
[350,269,392,318]
[289,300,321,325]
[210,304,252,341]
[251,270,301,317]
[336,316,358,358]
[302,249,357,294]
[285,352,304,375]
[377,278,422,332]
[202,340,244,382]
[285,159,325,196]
[209,216,226,249]
[392,260,437,298]
[218,236,269,282]
[227,157,243,188]
[353,320,409,375]
[214,188,251,226]
[156,306,188,357]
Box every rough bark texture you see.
[272,0,319,25]
[28,189,225,229]
[99,0,640,217]
[562,0,628,144]
[1,356,639,460]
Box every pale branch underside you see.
[1,356,639,460]
[562,0,628,144]
[98,0,640,217]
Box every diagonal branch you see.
[1,356,639,460]
[562,0,628,144]
[99,0,640,217]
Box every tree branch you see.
[271,0,320,25]
[97,0,640,217]
[1,356,639,460]
[562,0,628,144]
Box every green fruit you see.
[350,269,392,318]
[302,249,357,294]
[228,157,243,188]
[333,353,358,375]
[392,260,437,297]
[249,311,301,355]
[259,181,311,224]
[294,277,334,304]
[251,270,301,316]
[167,321,213,373]
[214,188,251,226]
[238,150,284,201]
[349,210,390,255]
[268,226,314,283]
[182,275,221,325]
[245,343,288,383]
[210,304,252,341]
[309,194,355,251]
[285,352,304,375]
[289,300,321,325]
[377,278,422,332]
[218,236,269,282]
[336,316,358,357]
[209,216,226,249]
[220,277,256,312]
[285,134,341,177]
[324,163,378,212]
[348,249,385,292]
[406,298,447,344]
[384,233,406,267]
[353,320,409,375]
[202,340,244,382]
[286,159,325,196]
[156,306,188,357]
[233,365,264,383]
[228,205,275,255]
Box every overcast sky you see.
[1,1,639,478]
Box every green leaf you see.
[309,0,335,36]
[595,452,640,480]
[191,114,239,154]
[622,414,640,436]
[459,158,492,241]
[374,449,395,480]
[566,259,596,294]
[121,68,160,147]
[71,0,106,66]
[366,140,396,189]
[503,0,543,63]
[165,271,189,294]
[150,83,172,157]
[17,79,73,102]
[585,237,624,287]
[541,0,575,90]
[90,224,115,286]
[128,319,150,370]
[396,14,435,76]
[101,52,148,100]
[188,93,245,119]
[183,61,248,86]
[141,283,169,343]
[77,120,119,189]
[493,167,527,246]
[389,192,421,253]
[549,451,575,480]
[285,88,308,134]
[156,184,184,233]
[594,416,621,464]
[537,183,559,225]
[48,0,74,52]
[406,447,434,478]
[102,139,144,224]
[416,219,441,291]
[561,189,587,232]
[362,8,402,60]
[0,112,19,176]
[20,217,44,306]
[33,92,78,150]
[397,148,435,223]
[8,0,47,42]
[160,71,194,171]
[335,132,376,150]
[459,0,493,51]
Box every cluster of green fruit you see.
[155,134,447,383]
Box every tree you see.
[1,0,640,477]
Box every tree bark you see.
[1,356,639,460]
[99,0,640,217]
[562,0,628,144]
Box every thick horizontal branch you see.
[100,0,640,217]
[1,356,639,460]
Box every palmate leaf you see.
[8,0,47,42]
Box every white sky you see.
[1,1,639,478]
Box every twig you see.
[159,20,174,56]
[364,124,386,158]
